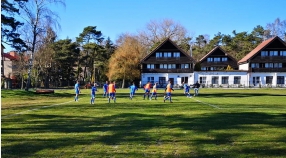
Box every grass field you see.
[1,88,286,158]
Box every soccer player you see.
[183,82,191,97]
[129,82,138,100]
[108,81,116,103]
[103,81,109,98]
[143,82,151,100]
[150,82,158,100]
[74,80,80,102]
[164,80,174,103]
[90,83,98,104]
[193,81,200,96]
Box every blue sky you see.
[3,0,286,51]
[53,0,285,43]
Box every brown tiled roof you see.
[3,53,18,61]
[140,38,195,63]
[238,36,286,64]
[198,46,237,63]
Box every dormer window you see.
[147,64,154,69]
[181,64,189,69]
[156,52,162,58]
[174,52,180,58]
[251,63,259,68]
[265,63,273,68]
[214,58,221,62]
[222,57,228,62]
[261,51,268,56]
[269,51,278,56]
[163,52,172,58]
[280,51,286,56]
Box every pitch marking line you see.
[191,97,220,109]
[2,100,74,119]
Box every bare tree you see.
[138,19,192,51]
[18,0,65,90]
[265,18,286,40]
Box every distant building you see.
[238,36,286,87]
[140,36,286,88]
[140,38,196,88]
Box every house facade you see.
[140,36,286,88]
[140,38,196,87]
[238,36,286,87]
[194,46,248,87]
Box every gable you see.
[199,46,237,63]
[265,38,286,49]
[238,36,286,64]
[140,38,195,63]
[157,40,178,50]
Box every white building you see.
[140,37,286,88]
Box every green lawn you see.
[1,88,286,158]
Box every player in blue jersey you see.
[182,82,191,97]
[129,82,138,100]
[90,83,98,104]
[74,80,80,102]
[102,81,109,97]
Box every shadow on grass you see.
[198,92,286,98]
[2,108,286,157]
[1,89,73,98]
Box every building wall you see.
[249,72,286,87]
[141,73,194,87]
[239,63,249,70]
[3,60,13,78]
[195,71,249,87]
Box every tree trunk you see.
[21,75,24,89]
[44,75,49,88]
[122,78,125,88]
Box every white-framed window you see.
[163,52,168,57]
[212,76,219,84]
[174,52,180,57]
[199,76,206,84]
[207,58,213,62]
[214,57,221,62]
[210,67,218,70]
[265,63,273,68]
[222,57,228,62]
[167,64,176,69]
[164,64,167,69]
[181,64,189,69]
[274,63,282,68]
[168,64,172,69]
[269,51,278,56]
[234,76,241,84]
[261,51,268,56]
[251,63,259,68]
[160,64,163,69]
[147,64,154,69]
[201,67,207,70]
[221,76,229,84]
[280,51,286,56]
[156,52,162,58]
